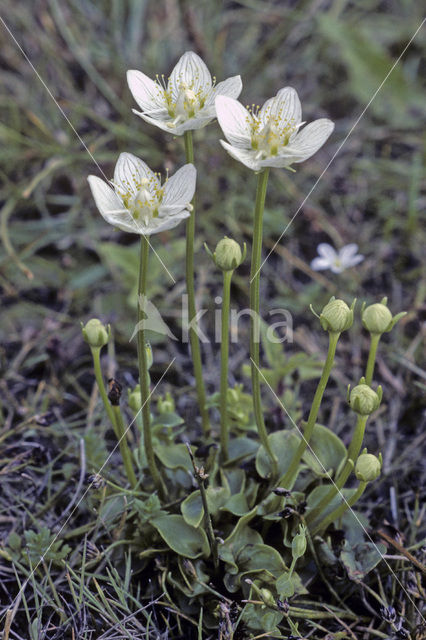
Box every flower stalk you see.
[90,347,137,488]
[281,330,340,487]
[220,269,233,460]
[111,405,137,489]
[91,346,119,438]
[138,236,165,499]
[305,413,368,527]
[365,333,381,386]
[249,168,277,475]
[183,130,210,434]
[311,480,367,537]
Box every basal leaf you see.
[302,423,347,476]
[256,430,300,478]
[151,514,209,558]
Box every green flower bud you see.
[260,588,276,608]
[82,318,109,348]
[355,453,381,482]
[319,297,355,333]
[291,524,307,560]
[205,237,246,271]
[362,298,406,335]
[348,383,382,415]
[157,392,175,414]
[128,385,142,413]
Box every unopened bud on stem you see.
[82,318,110,348]
[355,452,382,482]
[205,237,246,272]
[362,297,406,335]
[348,379,382,415]
[315,297,355,334]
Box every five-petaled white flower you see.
[88,153,196,236]
[215,87,334,171]
[127,51,242,136]
[311,243,364,274]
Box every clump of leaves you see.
[8,527,71,567]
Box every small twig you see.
[378,529,426,575]
[186,443,219,568]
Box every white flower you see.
[88,153,196,236]
[127,51,242,135]
[215,87,334,171]
[311,243,364,274]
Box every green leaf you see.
[302,423,347,476]
[154,443,191,471]
[152,412,184,428]
[227,437,259,464]
[181,491,203,528]
[276,573,294,597]
[241,602,283,633]
[151,514,209,558]
[306,486,357,530]
[181,486,229,527]
[256,430,300,478]
[340,540,387,580]
[221,468,246,495]
[238,543,287,576]
[206,486,230,515]
[221,492,250,515]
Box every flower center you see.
[249,103,300,159]
[155,72,215,128]
[115,177,163,226]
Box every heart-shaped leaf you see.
[256,430,300,478]
[302,423,347,476]
[221,492,250,515]
[181,491,204,528]
[151,514,209,558]
[155,443,191,470]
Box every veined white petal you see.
[113,153,160,195]
[317,243,337,261]
[207,75,243,105]
[339,244,359,261]
[168,51,212,101]
[133,109,212,135]
[171,114,214,135]
[258,154,298,169]
[310,257,332,271]
[127,70,166,112]
[88,176,138,234]
[288,119,335,163]
[215,97,253,149]
[259,87,302,127]
[134,210,190,235]
[162,164,196,207]
[219,140,260,171]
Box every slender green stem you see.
[281,331,340,488]
[137,236,165,499]
[249,168,277,475]
[306,413,368,527]
[311,481,367,537]
[220,270,233,461]
[111,405,137,489]
[91,347,119,438]
[187,444,218,567]
[365,333,381,386]
[183,130,210,434]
